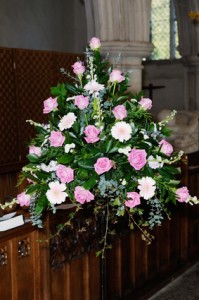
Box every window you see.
[149,0,181,60]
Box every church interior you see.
[0,0,199,299]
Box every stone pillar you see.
[84,0,153,92]
[174,0,199,109]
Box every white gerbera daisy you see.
[111,121,132,142]
[138,177,156,200]
[46,181,68,204]
[58,112,77,131]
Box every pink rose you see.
[29,145,42,157]
[112,105,127,120]
[43,97,58,114]
[94,157,113,175]
[125,192,141,208]
[84,125,100,143]
[139,98,152,110]
[89,37,101,50]
[109,69,125,83]
[56,164,74,183]
[159,139,173,156]
[74,95,89,110]
[176,187,190,203]
[49,131,65,147]
[72,61,85,75]
[17,192,31,207]
[74,186,94,204]
[128,148,147,170]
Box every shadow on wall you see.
[0,0,87,53]
[142,59,185,112]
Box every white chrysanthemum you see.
[148,155,164,169]
[111,121,132,142]
[40,160,57,172]
[84,80,105,94]
[46,181,68,204]
[40,163,48,172]
[118,146,131,156]
[48,160,58,171]
[64,143,76,153]
[138,177,156,200]
[58,112,77,131]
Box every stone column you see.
[174,0,199,109]
[84,0,153,92]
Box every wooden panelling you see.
[0,48,19,164]
[14,48,54,160]
[0,241,12,299]
[0,47,83,164]
[0,203,199,300]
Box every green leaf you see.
[78,159,95,170]
[143,165,154,177]
[73,121,80,134]
[35,171,50,181]
[65,83,79,95]
[83,177,98,190]
[117,208,125,216]
[105,140,113,153]
[51,83,67,98]
[112,197,121,206]
[27,154,40,163]
[35,205,44,215]
[58,154,73,164]
[96,250,102,257]
[137,90,144,100]
[108,146,119,154]
[34,126,48,135]
[169,179,180,186]
[21,171,38,183]
[163,165,180,175]
[26,184,43,194]
[158,168,172,179]
[77,168,89,180]
[116,95,129,102]
[88,148,101,156]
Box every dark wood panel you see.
[0,47,83,165]
[0,204,199,300]
[0,48,19,164]
[0,241,12,300]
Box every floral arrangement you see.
[2,37,199,255]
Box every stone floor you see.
[148,261,199,300]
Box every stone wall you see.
[143,60,185,112]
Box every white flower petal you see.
[111,121,132,142]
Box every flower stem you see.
[127,209,154,245]
[100,202,110,258]
[84,113,89,126]
[112,82,116,95]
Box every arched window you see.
[149,0,181,60]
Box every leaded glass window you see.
[149,0,181,60]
